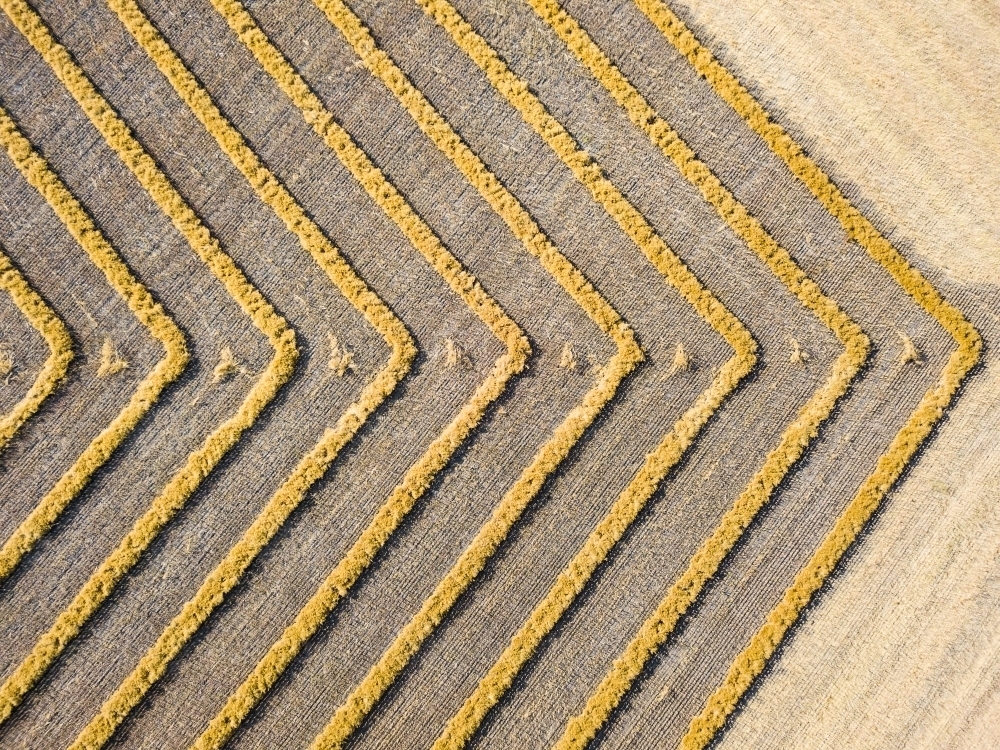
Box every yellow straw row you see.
[422,2,867,748]
[0,0,296,726]
[620,2,978,748]
[306,0,757,748]
[0,105,188,601]
[68,0,530,744]
[194,0,648,746]
[0,245,73,452]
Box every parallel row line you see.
[0,0,298,725]
[69,0,531,744]
[460,1,869,747]
[0,101,190,628]
[308,0,756,748]
[625,2,979,747]
[0,245,73,452]
[194,0,649,745]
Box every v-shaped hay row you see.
[0,0,297,728]
[616,2,979,749]
[396,0,800,747]
[415,2,869,748]
[298,0,760,749]
[190,0,649,747]
[68,0,532,746]
[0,245,74,452]
[0,103,189,601]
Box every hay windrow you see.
[296,1,755,749]
[52,0,418,746]
[0,246,74,452]
[0,102,189,629]
[0,0,976,747]
[0,0,299,728]
[186,1,657,748]
[614,2,981,749]
[406,1,869,747]
[429,3,870,748]
[63,0,527,746]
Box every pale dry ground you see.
[677,0,1000,747]
[679,0,1000,287]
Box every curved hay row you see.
[620,2,980,749]
[0,0,297,726]
[190,1,647,748]
[0,246,74,452]
[66,0,530,745]
[433,2,868,749]
[302,1,759,749]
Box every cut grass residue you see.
[190,0,648,748]
[96,337,128,378]
[66,0,528,747]
[0,0,296,728]
[626,2,981,749]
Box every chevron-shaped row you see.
[414,0,868,747]
[0,0,302,723]
[625,2,979,748]
[192,0,648,744]
[0,0,980,749]
[0,102,193,606]
[66,0,533,745]
[0,246,73,452]
[1,0,622,745]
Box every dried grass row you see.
[403,0,837,745]
[0,101,191,725]
[189,0,648,747]
[0,0,298,726]
[66,0,531,746]
[0,246,74,451]
[621,2,982,748]
[300,0,755,748]
[434,3,871,749]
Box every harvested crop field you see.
[0,0,996,748]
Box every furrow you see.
[0,245,74,452]
[0,0,296,726]
[65,0,528,745]
[618,2,981,749]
